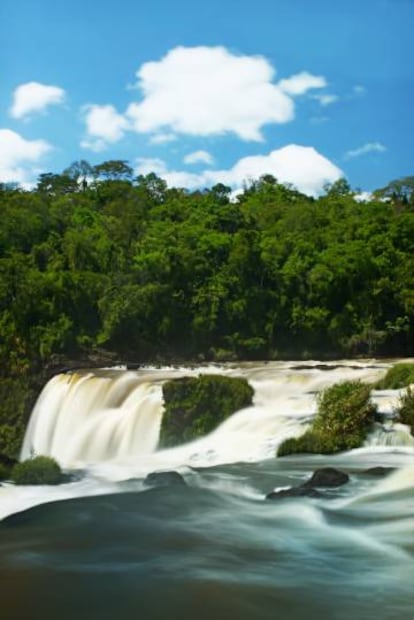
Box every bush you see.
[278,380,376,456]
[11,456,63,485]
[277,431,336,456]
[396,386,414,434]
[376,363,414,389]
[160,374,254,446]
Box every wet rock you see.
[304,467,349,488]
[364,466,395,477]
[143,471,187,488]
[266,486,322,500]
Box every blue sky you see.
[1,0,413,195]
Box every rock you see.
[266,486,322,500]
[143,471,187,488]
[364,466,395,477]
[304,467,349,488]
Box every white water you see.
[20,360,413,471]
[1,360,413,520]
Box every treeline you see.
[1,161,414,378]
[1,160,413,456]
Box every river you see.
[1,361,413,619]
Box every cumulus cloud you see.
[81,104,129,151]
[279,71,326,95]
[0,129,52,185]
[344,142,387,160]
[183,150,214,165]
[126,46,326,141]
[10,82,66,119]
[135,144,342,197]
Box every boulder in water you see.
[144,471,187,488]
[304,467,349,488]
[364,466,395,477]
[266,486,322,500]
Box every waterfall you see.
[19,361,412,471]
[21,372,164,467]
[364,422,414,448]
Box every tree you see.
[37,173,79,195]
[63,160,94,190]
[374,176,414,206]
[93,160,133,181]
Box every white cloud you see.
[126,46,327,141]
[183,150,214,165]
[80,138,108,153]
[135,157,168,176]
[149,132,177,145]
[10,82,66,119]
[353,85,366,95]
[81,104,129,151]
[135,145,342,197]
[354,191,373,202]
[312,93,339,106]
[279,71,326,95]
[0,129,52,185]
[344,142,387,160]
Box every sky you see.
[1,0,413,195]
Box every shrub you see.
[376,363,414,389]
[396,386,414,434]
[278,380,376,456]
[160,374,254,447]
[11,456,63,485]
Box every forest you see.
[0,160,413,456]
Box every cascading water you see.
[21,372,164,466]
[2,360,414,620]
[19,360,413,473]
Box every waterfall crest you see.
[20,362,413,471]
[21,372,164,466]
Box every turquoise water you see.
[1,456,413,620]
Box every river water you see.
[1,361,413,619]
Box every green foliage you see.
[0,165,414,451]
[278,381,376,456]
[277,431,337,456]
[160,374,254,446]
[376,363,414,389]
[0,463,10,481]
[0,377,38,458]
[11,456,63,485]
[396,386,414,433]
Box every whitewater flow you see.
[3,360,414,620]
[20,361,414,477]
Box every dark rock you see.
[143,471,187,487]
[304,467,349,488]
[266,486,322,500]
[364,466,395,477]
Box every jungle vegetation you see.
[0,161,413,457]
